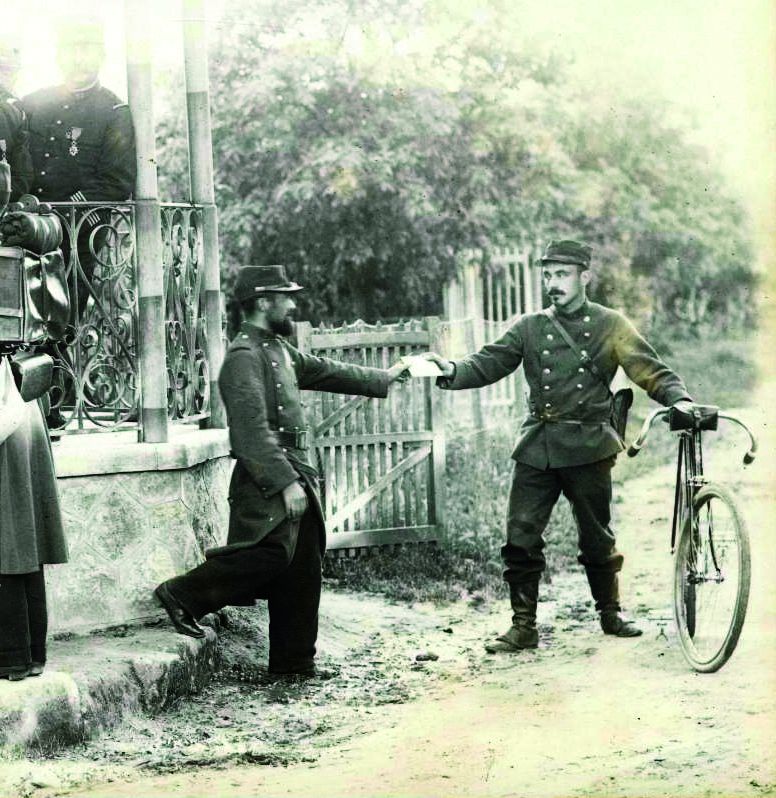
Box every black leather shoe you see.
[0,666,29,681]
[154,582,205,638]
[600,610,643,637]
[265,666,338,683]
[45,409,68,430]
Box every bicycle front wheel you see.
[673,484,751,672]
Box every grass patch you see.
[325,334,756,603]
[324,429,577,602]
[616,335,757,484]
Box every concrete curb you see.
[0,616,220,755]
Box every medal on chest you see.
[66,126,82,156]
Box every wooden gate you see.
[295,318,445,550]
[443,246,543,420]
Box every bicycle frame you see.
[671,428,706,554]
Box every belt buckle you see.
[296,428,310,450]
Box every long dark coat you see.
[439,300,692,469]
[0,394,68,575]
[205,322,390,559]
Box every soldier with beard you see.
[154,266,409,679]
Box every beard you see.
[268,315,294,337]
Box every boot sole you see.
[603,628,643,638]
[484,640,539,653]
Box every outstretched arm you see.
[288,345,406,396]
[431,321,524,390]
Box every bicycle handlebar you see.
[626,407,758,465]
[626,407,668,457]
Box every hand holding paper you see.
[398,353,454,378]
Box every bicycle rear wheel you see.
[673,483,751,672]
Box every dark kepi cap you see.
[233,265,303,302]
[539,240,592,268]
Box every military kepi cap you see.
[539,240,592,268]
[234,265,303,301]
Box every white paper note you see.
[399,355,444,378]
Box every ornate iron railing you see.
[46,200,210,434]
[160,203,210,423]
[47,201,139,432]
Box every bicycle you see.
[627,403,757,673]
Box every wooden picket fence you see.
[442,246,543,420]
[288,246,540,552]
[295,317,445,550]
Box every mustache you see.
[548,290,565,297]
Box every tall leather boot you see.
[584,567,642,637]
[485,580,539,653]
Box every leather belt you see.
[531,413,608,425]
[273,427,312,450]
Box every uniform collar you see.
[62,80,101,100]
[555,299,590,321]
[239,321,283,343]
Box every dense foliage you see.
[157,0,755,331]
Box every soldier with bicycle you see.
[425,240,696,653]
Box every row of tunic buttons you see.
[37,132,60,192]
[542,316,592,407]
[579,316,591,402]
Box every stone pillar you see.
[183,0,226,428]
[125,0,168,442]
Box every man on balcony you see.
[22,16,137,429]
[154,266,409,680]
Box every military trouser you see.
[167,509,322,675]
[0,568,48,669]
[502,457,624,585]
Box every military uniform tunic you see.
[440,300,691,467]
[0,87,33,201]
[439,299,691,583]
[22,83,136,203]
[211,322,391,552]
[167,322,392,674]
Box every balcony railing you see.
[48,200,211,435]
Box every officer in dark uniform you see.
[0,35,33,200]
[21,18,136,427]
[22,18,136,213]
[154,265,409,678]
[426,240,695,653]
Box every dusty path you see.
[3,398,774,798]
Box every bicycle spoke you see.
[673,485,750,672]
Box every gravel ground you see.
[1,397,773,798]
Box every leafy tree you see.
[156,0,755,332]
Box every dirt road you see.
[4,399,774,798]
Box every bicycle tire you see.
[683,579,696,639]
[673,483,751,673]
